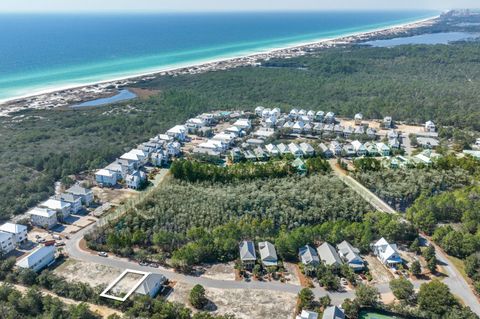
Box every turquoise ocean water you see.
[0,11,438,101]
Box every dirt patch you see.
[169,281,297,319]
[283,263,301,286]
[108,272,144,298]
[380,292,396,305]
[129,87,159,99]
[364,255,394,284]
[53,258,122,288]
[200,262,236,281]
[92,186,138,205]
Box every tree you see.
[418,280,458,316]
[409,238,421,255]
[298,288,315,311]
[410,260,421,277]
[319,295,331,309]
[423,245,435,261]
[189,284,208,310]
[354,284,379,307]
[389,278,415,303]
[465,254,480,278]
[252,264,262,279]
[341,298,359,319]
[427,256,437,274]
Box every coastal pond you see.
[364,32,479,47]
[71,89,137,108]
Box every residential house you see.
[95,169,118,187]
[289,109,299,119]
[119,150,143,169]
[383,116,393,128]
[303,123,313,133]
[317,242,343,267]
[158,134,174,142]
[258,241,278,267]
[126,170,147,189]
[354,113,363,125]
[265,144,280,156]
[354,125,365,136]
[226,125,243,136]
[233,118,252,131]
[334,124,344,137]
[372,237,402,267]
[166,125,187,141]
[212,132,236,145]
[261,108,272,119]
[323,124,335,135]
[165,141,182,157]
[271,107,281,117]
[277,143,290,156]
[59,193,82,214]
[239,241,256,269]
[151,150,168,167]
[186,118,206,131]
[283,121,294,130]
[376,142,391,157]
[255,106,265,117]
[299,143,315,157]
[134,273,168,298]
[17,246,55,272]
[299,115,311,123]
[292,121,305,134]
[66,184,93,206]
[229,148,244,162]
[366,128,377,139]
[388,130,401,149]
[413,153,432,165]
[106,159,131,179]
[296,310,319,319]
[197,140,225,154]
[425,120,436,132]
[315,111,325,122]
[0,232,14,255]
[292,158,307,175]
[343,126,354,139]
[0,223,27,245]
[337,241,364,271]
[342,144,356,157]
[329,141,342,157]
[364,142,379,156]
[299,245,320,274]
[298,109,307,116]
[319,143,333,158]
[243,150,257,161]
[417,137,439,149]
[351,140,367,157]
[288,143,304,158]
[27,207,57,229]
[307,110,316,120]
[254,147,268,161]
[313,123,324,134]
[39,198,71,220]
[322,306,345,319]
[253,127,275,139]
[325,112,335,124]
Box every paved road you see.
[66,225,355,305]
[330,161,480,314]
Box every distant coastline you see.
[0,13,440,115]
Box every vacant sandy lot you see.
[108,272,144,297]
[364,255,394,284]
[283,262,301,286]
[169,282,297,319]
[199,262,236,281]
[93,186,138,205]
[53,259,122,288]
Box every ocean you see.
[0,11,437,102]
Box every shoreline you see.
[0,14,440,114]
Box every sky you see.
[0,0,478,13]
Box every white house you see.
[376,142,391,157]
[319,143,333,158]
[372,237,402,267]
[292,121,305,134]
[226,125,243,136]
[165,141,182,157]
[95,168,118,187]
[384,116,393,128]
[351,140,367,157]
[288,143,304,158]
[354,113,363,125]
[134,273,168,298]
[66,184,93,206]
[337,241,364,271]
[289,108,299,119]
[265,144,280,156]
[17,246,55,272]
[325,112,335,124]
[106,160,131,179]
[39,198,71,219]
[0,223,27,245]
[166,125,187,141]
[329,141,342,156]
[258,241,278,267]
[233,118,252,130]
[255,106,265,116]
[0,231,14,255]
[186,118,206,131]
[264,116,277,128]
[151,151,168,167]
[425,120,436,132]
[277,143,290,155]
[198,139,226,153]
[315,111,325,122]
[59,193,82,214]
[212,132,236,145]
[296,310,318,319]
[126,170,147,189]
[299,143,315,157]
[28,207,57,229]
